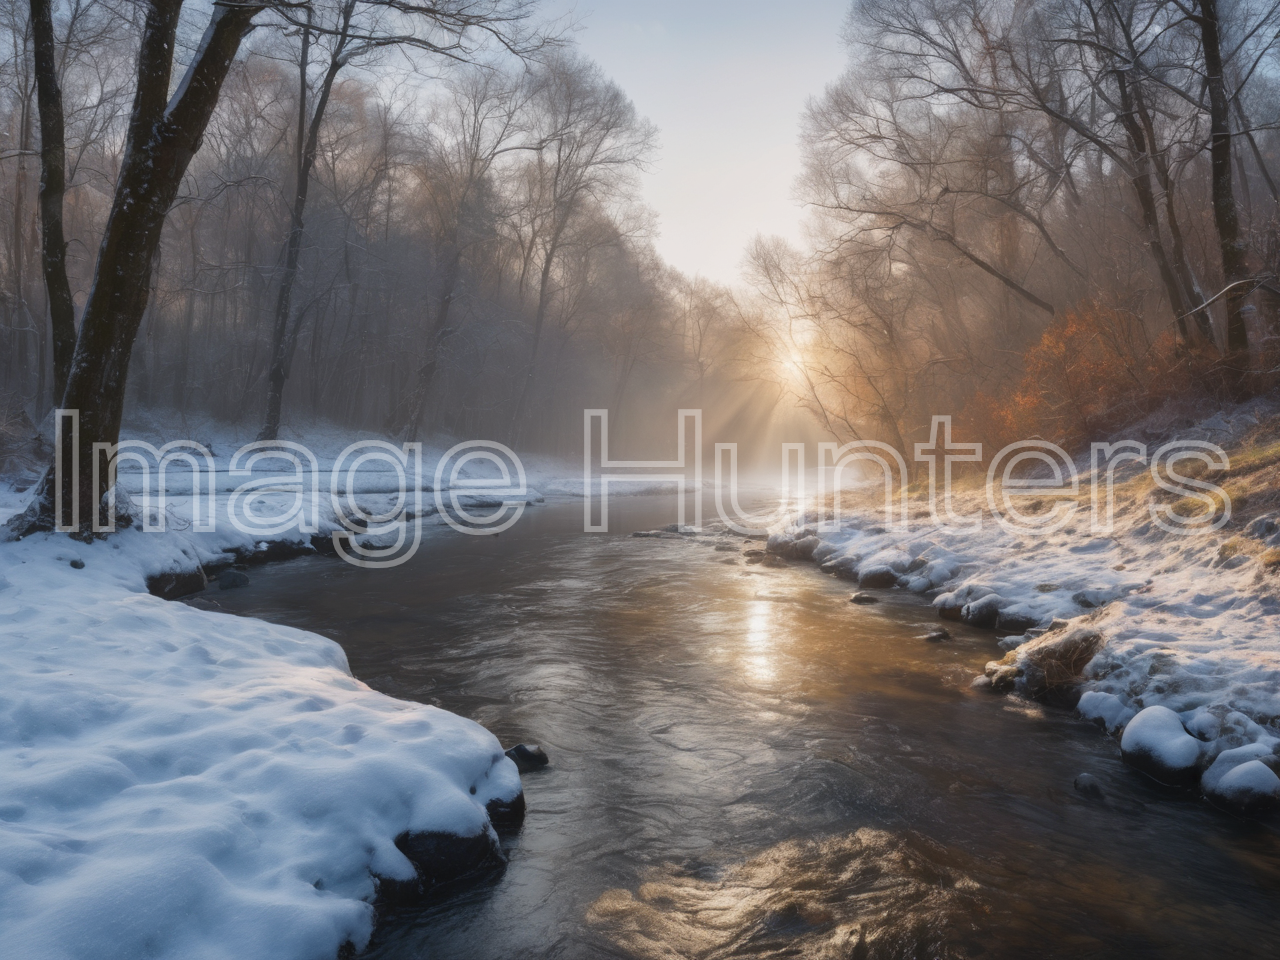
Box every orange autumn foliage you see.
[962,303,1218,451]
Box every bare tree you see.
[393,63,532,438]
[29,0,75,402]
[506,49,655,439]
[256,0,553,440]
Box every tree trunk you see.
[1132,81,1214,343]
[259,6,350,440]
[30,0,77,404]
[9,1,263,536]
[403,245,462,438]
[1198,0,1251,356]
[511,226,566,441]
[1114,72,1197,342]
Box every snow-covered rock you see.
[962,593,1005,628]
[1120,706,1205,784]
[1077,691,1135,734]
[857,565,897,588]
[1201,743,1280,815]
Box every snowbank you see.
[0,527,524,960]
[0,416,594,958]
[766,399,1280,814]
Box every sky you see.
[545,1,852,285]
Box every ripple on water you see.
[587,828,991,959]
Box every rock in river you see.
[961,594,1004,629]
[218,569,251,590]
[505,743,549,774]
[1073,773,1105,801]
[1201,744,1280,816]
[1120,706,1204,785]
[857,566,898,589]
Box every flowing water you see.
[197,497,1280,959]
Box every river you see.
[196,496,1280,959]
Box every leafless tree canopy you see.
[0,0,768,486]
[747,0,1280,461]
[4,0,1280,522]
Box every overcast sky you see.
[545,1,851,285]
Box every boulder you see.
[811,541,841,564]
[218,569,251,590]
[485,792,527,830]
[849,593,878,605]
[380,829,505,903]
[921,628,951,643]
[146,566,208,600]
[925,561,959,588]
[310,532,341,556]
[1201,744,1280,816]
[1120,706,1204,785]
[1245,515,1280,541]
[69,558,85,570]
[985,662,1020,692]
[1073,773,1105,801]
[791,535,820,561]
[983,626,1105,699]
[765,533,795,558]
[505,743,549,773]
[961,594,1004,628]
[1072,584,1141,609]
[1076,691,1135,734]
[937,602,963,621]
[821,555,862,581]
[858,566,898,589]
[995,609,1041,634]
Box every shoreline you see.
[0,423,582,960]
[762,400,1280,816]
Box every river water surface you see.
[199,497,1280,959]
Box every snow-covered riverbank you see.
[0,419,586,960]
[765,399,1280,814]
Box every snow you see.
[0,529,523,959]
[0,416,611,959]
[1120,706,1204,783]
[764,399,1280,809]
[1076,691,1134,734]
[1204,756,1280,813]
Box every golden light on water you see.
[743,598,778,683]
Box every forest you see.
[3,0,1280,501]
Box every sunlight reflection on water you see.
[743,599,777,684]
[586,827,989,960]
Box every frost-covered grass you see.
[767,398,1280,811]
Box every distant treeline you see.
[0,0,770,455]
